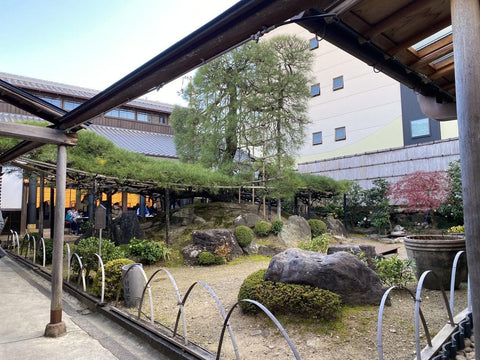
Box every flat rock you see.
[264,248,386,306]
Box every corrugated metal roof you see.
[87,124,177,159]
[0,72,174,113]
[0,112,46,123]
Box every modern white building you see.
[267,24,459,188]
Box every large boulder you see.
[326,216,348,237]
[182,229,243,265]
[111,212,144,245]
[171,207,195,226]
[327,244,377,269]
[278,216,311,248]
[233,213,263,228]
[264,248,386,306]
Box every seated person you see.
[111,202,123,221]
[136,206,150,217]
[65,207,80,234]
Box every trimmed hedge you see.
[238,269,341,320]
[254,221,271,237]
[92,258,135,301]
[271,220,284,235]
[235,226,254,248]
[308,219,327,238]
[198,251,225,266]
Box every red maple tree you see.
[388,171,450,212]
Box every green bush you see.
[129,238,171,265]
[254,221,271,237]
[298,234,331,253]
[36,238,53,265]
[73,237,125,276]
[198,251,225,266]
[271,220,284,235]
[235,226,254,248]
[374,255,415,287]
[92,258,135,301]
[238,269,341,320]
[308,219,327,238]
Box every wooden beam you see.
[451,3,480,359]
[409,43,453,71]
[0,123,77,146]
[430,63,455,80]
[363,0,437,41]
[387,17,451,56]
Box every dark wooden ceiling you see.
[299,0,454,103]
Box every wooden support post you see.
[20,179,27,236]
[165,188,170,245]
[38,174,44,238]
[121,192,128,213]
[45,144,66,337]
[451,3,480,357]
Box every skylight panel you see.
[411,26,452,51]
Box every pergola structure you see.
[1,0,479,354]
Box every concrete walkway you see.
[0,254,170,360]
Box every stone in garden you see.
[111,212,145,245]
[326,215,348,237]
[181,229,243,265]
[264,248,386,306]
[233,213,262,228]
[257,243,286,257]
[171,206,195,226]
[327,244,376,269]
[390,224,406,237]
[242,240,259,255]
[278,215,311,248]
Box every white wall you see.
[1,166,23,210]
[265,24,403,163]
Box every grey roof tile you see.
[87,124,177,158]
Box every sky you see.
[0,0,239,106]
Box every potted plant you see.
[389,171,466,290]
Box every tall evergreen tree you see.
[171,35,313,215]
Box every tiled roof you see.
[0,112,46,123]
[0,72,174,113]
[87,124,177,158]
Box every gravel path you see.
[125,240,469,360]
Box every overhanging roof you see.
[0,0,457,164]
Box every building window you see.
[106,108,118,117]
[411,118,430,138]
[335,127,346,141]
[119,109,135,120]
[309,37,319,50]
[63,100,81,111]
[313,132,322,145]
[311,83,320,97]
[333,76,344,91]
[137,112,148,122]
[41,97,61,108]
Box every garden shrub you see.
[238,269,341,321]
[35,237,53,265]
[235,226,254,248]
[198,251,225,266]
[271,220,284,235]
[214,242,231,262]
[374,255,415,287]
[254,221,271,237]
[129,238,171,264]
[448,225,464,234]
[92,258,135,301]
[308,219,327,238]
[298,234,331,253]
[73,237,125,276]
